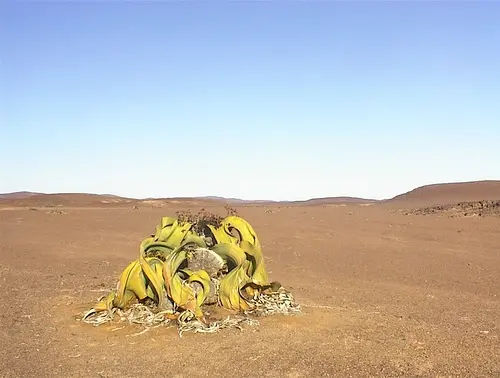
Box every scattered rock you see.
[46,209,68,215]
[402,200,500,218]
[264,208,279,213]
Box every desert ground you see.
[0,181,499,377]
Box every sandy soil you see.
[0,198,499,377]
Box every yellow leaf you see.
[240,240,269,285]
[219,265,252,312]
[211,242,248,269]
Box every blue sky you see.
[1,2,499,200]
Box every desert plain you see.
[0,181,499,377]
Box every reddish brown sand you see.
[0,183,499,377]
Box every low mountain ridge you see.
[0,191,376,207]
[388,180,500,205]
[1,180,499,207]
[0,191,42,200]
[280,197,377,205]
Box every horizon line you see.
[1,179,499,203]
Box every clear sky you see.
[1,2,499,200]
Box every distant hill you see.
[0,191,376,208]
[0,191,42,200]
[179,196,376,205]
[200,196,377,205]
[0,192,254,208]
[388,180,500,205]
[0,192,137,207]
[200,196,274,204]
[281,197,377,206]
[3,181,498,208]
